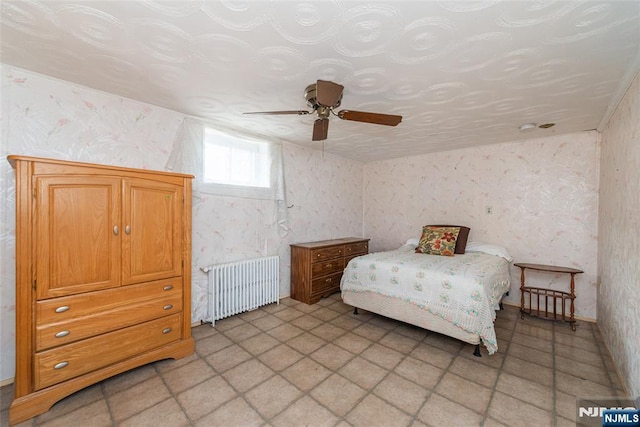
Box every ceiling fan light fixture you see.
[519,122,537,132]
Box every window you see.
[203,127,271,189]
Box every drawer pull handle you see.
[325,278,332,283]
[54,362,68,370]
[113,225,119,235]
[125,225,131,234]
[55,306,70,313]
[163,304,173,310]
[325,264,332,268]
[55,330,70,338]
[317,254,321,257]
[162,327,172,334]
[163,285,173,291]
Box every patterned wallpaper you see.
[0,66,363,382]
[598,71,640,400]
[363,132,600,320]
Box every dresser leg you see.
[353,307,359,315]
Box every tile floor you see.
[1,294,631,426]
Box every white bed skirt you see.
[341,290,481,346]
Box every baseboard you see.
[501,301,596,323]
[0,377,14,387]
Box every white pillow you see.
[404,237,420,247]
[465,242,513,261]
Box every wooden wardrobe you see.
[8,156,194,425]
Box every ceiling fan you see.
[243,80,402,141]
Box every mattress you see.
[340,245,510,354]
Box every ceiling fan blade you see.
[243,110,310,115]
[316,80,344,107]
[337,110,402,126]
[312,118,329,141]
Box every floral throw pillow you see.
[415,226,460,256]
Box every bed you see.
[340,240,511,355]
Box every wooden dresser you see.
[290,238,369,304]
[8,156,195,425]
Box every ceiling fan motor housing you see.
[305,83,342,110]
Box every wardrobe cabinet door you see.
[121,178,183,285]
[36,176,122,299]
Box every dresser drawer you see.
[344,241,368,256]
[311,246,343,262]
[34,314,181,390]
[36,293,183,351]
[311,272,342,296]
[311,258,344,277]
[36,278,182,325]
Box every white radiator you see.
[203,256,279,326]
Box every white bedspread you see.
[340,245,510,354]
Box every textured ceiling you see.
[1,1,639,162]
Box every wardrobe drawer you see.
[36,293,182,351]
[311,272,342,295]
[311,258,344,277]
[37,277,182,325]
[311,246,343,262]
[34,314,181,390]
[344,241,368,256]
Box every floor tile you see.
[435,372,492,414]
[333,332,374,354]
[310,322,348,341]
[266,323,305,342]
[346,394,412,427]
[108,377,171,422]
[495,373,554,410]
[222,359,274,393]
[488,391,553,427]
[450,355,499,388]
[360,343,405,369]
[286,332,327,354]
[271,396,339,427]
[176,375,238,420]
[205,343,253,373]
[258,344,305,372]
[310,342,355,370]
[290,314,325,330]
[34,384,104,423]
[339,356,388,390]
[161,359,216,394]
[311,307,342,322]
[394,356,444,389]
[352,322,388,341]
[194,396,263,427]
[282,357,332,391]
[502,355,554,387]
[379,331,420,354]
[373,372,429,414]
[250,313,285,331]
[417,393,483,427]
[310,373,367,416]
[38,400,112,427]
[222,322,262,342]
[238,332,280,355]
[118,398,189,427]
[195,332,233,356]
[245,375,302,419]
[410,342,455,370]
[273,307,305,322]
